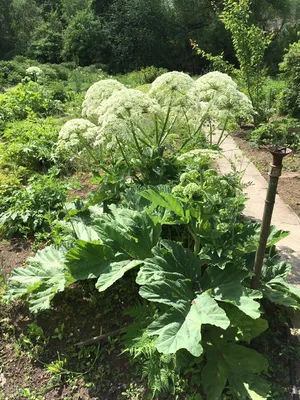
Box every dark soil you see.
[233,133,300,218]
[0,273,149,400]
[0,238,32,277]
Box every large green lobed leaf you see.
[5,246,73,313]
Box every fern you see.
[123,303,179,397]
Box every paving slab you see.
[215,134,300,281]
[215,132,300,340]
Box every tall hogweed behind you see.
[55,71,254,180]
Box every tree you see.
[167,0,235,72]
[11,0,42,54]
[102,0,173,72]
[61,0,93,22]
[220,0,272,124]
[27,12,64,63]
[62,10,105,66]
[0,0,15,58]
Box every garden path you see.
[215,134,300,286]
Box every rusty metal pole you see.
[251,146,292,289]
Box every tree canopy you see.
[0,0,299,73]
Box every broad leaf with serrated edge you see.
[138,241,263,356]
[92,206,161,259]
[212,283,262,319]
[5,246,73,313]
[202,328,269,400]
[201,265,262,319]
[137,240,206,285]
[95,260,144,291]
[147,292,229,356]
[67,241,115,280]
[139,188,189,224]
[71,220,100,241]
[67,207,161,291]
[223,305,268,343]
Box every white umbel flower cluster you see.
[188,72,254,124]
[26,66,43,77]
[56,118,99,153]
[95,88,161,149]
[58,71,254,161]
[177,149,221,163]
[82,79,125,119]
[149,71,194,108]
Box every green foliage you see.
[248,118,300,150]
[66,205,161,291]
[0,116,61,173]
[0,81,63,123]
[0,58,32,87]
[27,15,63,64]
[5,245,73,312]
[102,0,172,72]
[202,327,270,400]
[138,241,259,355]
[220,0,272,124]
[191,40,237,76]
[5,166,300,398]
[0,173,68,238]
[279,38,300,117]
[62,10,104,66]
[117,66,169,88]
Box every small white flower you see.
[26,66,43,76]
[96,88,162,150]
[149,71,194,108]
[177,149,221,162]
[56,118,99,153]
[82,79,125,119]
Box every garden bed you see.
[0,244,299,400]
[233,132,300,218]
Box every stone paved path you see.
[216,134,300,286]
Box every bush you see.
[116,66,168,88]
[248,118,300,150]
[0,116,62,173]
[0,173,68,238]
[0,81,63,122]
[0,58,33,87]
[279,39,300,117]
[138,66,168,84]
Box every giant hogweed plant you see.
[55,71,254,181]
[5,169,298,399]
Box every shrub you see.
[1,116,61,173]
[139,66,168,84]
[0,173,68,238]
[279,39,300,117]
[0,81,63,122]
[248,118,300,150]
[0,58,32,87]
